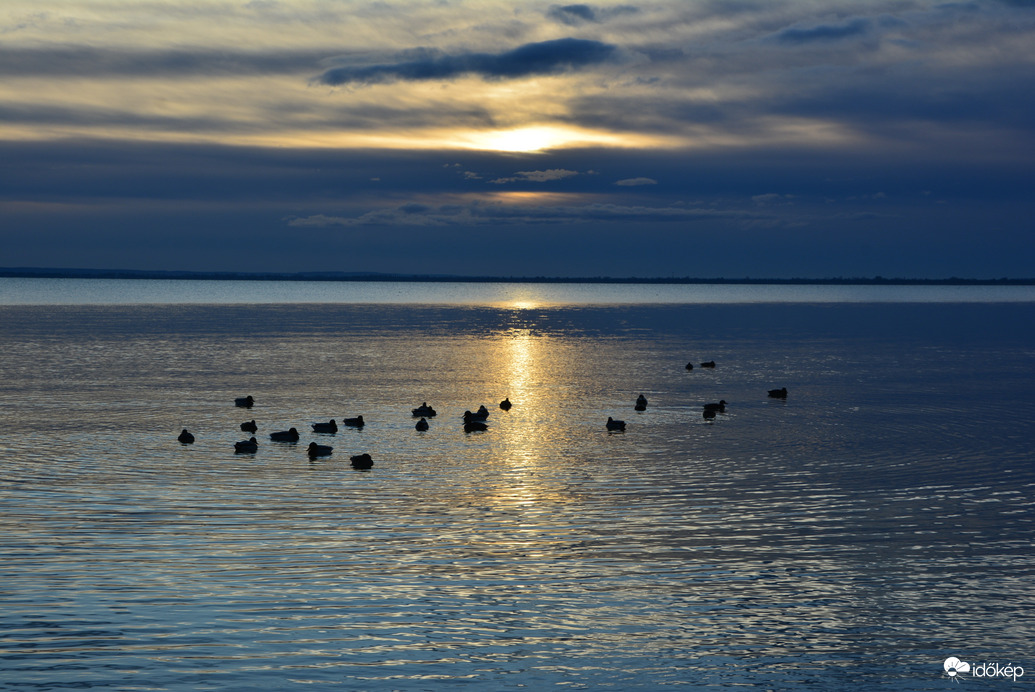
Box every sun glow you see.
[465,126,573,153]
[459,125,648,153]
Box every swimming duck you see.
[700,361,716,369]
[768,387,788,399]
[635,394,648,411]
[270,427,299,442]
[234,437,258,453]
[462,406,489,422]
[235,395,254,408]
[703,400,727,413]
[342,415,365,428]
[685,362,694,371]
[177,429,195,444]
[412,402,437,417]
[606,416,626,431]
[499,398,512,411]
[240,420,257,433]
[311,419,338,433]
[350,453,373,469]
[307,442,333,458]
[415,417,429,431]
[462,411,489,432]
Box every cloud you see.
[491,169,580,184]
[752,193,794,205]
[615,177,657,186]
[547,3,641,25]
[549,4,598,24]
[316,38,620,86]
[286,199,754,228]
[0,46,323,77]
[774,18,872,44]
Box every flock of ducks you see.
[175,394,377,468]
[176,362,789,468]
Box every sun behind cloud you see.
[458,125,657,153]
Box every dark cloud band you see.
[317,38,620,86]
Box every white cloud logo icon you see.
[944,657,971,679]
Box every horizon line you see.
[2,267,1034,286]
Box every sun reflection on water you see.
[483,326,562,509]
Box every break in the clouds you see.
[317,38,620,86]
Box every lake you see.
[1,279,1033,690]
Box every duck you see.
[462,411,489,432]
[342,415,365,428]
[606,416,626,431]
[307,442,333,458]
[240,420,257,433]
[499,398,512,411]
[415,417,429,431]
[768,387,788,399]
[234,395,254,408]
[462,406,489,422]
[311,419,337,433]
[634,394,648,411]
[350,453,373,469]
[703,400,727,414]
[412,402,437,417]
[177,429,195,444]
[234,437,258,454]
[700,361,716,369]
[269,427,299,442]
[685,362,694,371]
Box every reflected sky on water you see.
[1,292,1033,689]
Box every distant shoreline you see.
[2,267,1034,286]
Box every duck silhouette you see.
[635,394,648,411]
[350,453,373,469]
[307,442,333,458]
[234,395,254,408]
[703,400,727,414]
[311,419,337,433]
[342,415,365,428]
[270,427,299,442]
[462,411,489,432]
[240,420,257,433]
[234,437,258,454]
[499,398,512,411]
[606,416,626,431]
[463,406,490,422]
[412,402,437,417]
[415,417,429,431]
[768,387,788,399]
[177,429,195,444]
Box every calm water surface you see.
[1,281,1034,690]
[3,277,1035,305]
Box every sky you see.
[2,0,1034,279]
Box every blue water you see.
[3,277,1034,305]
[1,281,1034,690]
